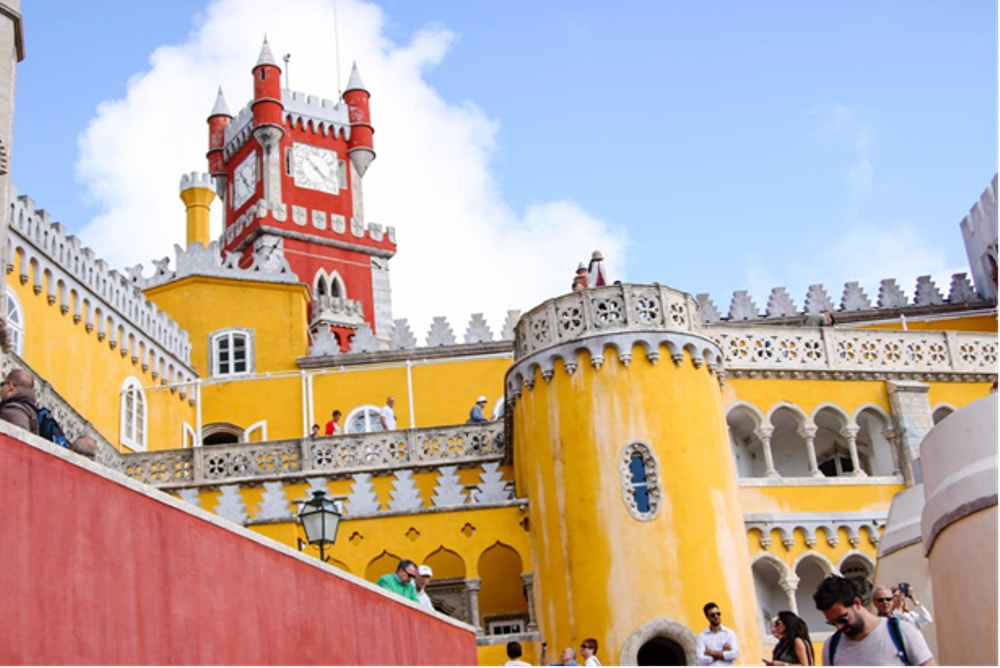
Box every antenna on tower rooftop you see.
[282,53,291,89]
[333,0,342,95]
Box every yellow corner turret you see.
[179,171,216,247]
[507,283,764,664]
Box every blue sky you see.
[12,1,998,334]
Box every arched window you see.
[5,288,24,355]
[120,377,147,451]
[345,405,384,434]
[620,441,660,521]
[210,328,253,377]
[315,275,328,297]
[330,274,344,298]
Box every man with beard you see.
[814,575,935,665]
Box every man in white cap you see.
[468,396,489,423]
[415,564,435,609]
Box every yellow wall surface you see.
[514,342,764,663]
[738,483,904,517]
[310,354,511,431]
[856,312,998,332]
[144,276,310,377]
[8,261,194,451]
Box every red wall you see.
[0,432,477,665]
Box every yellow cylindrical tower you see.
[179,171,216,247]
[507,284,763,665]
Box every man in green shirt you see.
[376,559,420,603]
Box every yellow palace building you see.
[3,35,997,666]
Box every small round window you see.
[620,441,660,521]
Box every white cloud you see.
[74,0,627,337]
[743,219,961,312]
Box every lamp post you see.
[297,490,343,562]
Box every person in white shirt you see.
[379,395,396,431]
[580,638,601,666]
[414,564,434,610]
[695,602,739,666]
[890,584,933,630]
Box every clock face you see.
[233,151,258,210]
[292,143,339,194]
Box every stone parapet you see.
[514,283,704,361]
[714,324,996,381]
[121,420,506,490]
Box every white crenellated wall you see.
[959,173,998,302]
[6,191,196,388]
[222,90,353,162]
[697,273,986,323]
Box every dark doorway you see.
[203,431,240,445]
[637,637,686,665]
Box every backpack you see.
[37,406,68,448]
[829,616,910,665]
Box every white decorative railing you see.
[121,421,505,489]
[514,283,703,360]
[714,325,996,377]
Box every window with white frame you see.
[620,441,661,521]
[5,288,23,355]
[210,328,253,377]
[120,377,147,451]
[345,405,384,433]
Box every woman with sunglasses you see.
[763,610,815,666]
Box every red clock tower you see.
[207,38,395,352]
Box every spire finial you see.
[210,86,231,117]
[256,35,280,68]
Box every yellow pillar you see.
[508,284,763,665]
[179,172,216,247]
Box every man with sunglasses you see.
[375,558,420,603]
[695,602,739,665]
[814,575,934,665]
[0,369,38,434]
[872,585,896,618]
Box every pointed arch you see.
[364,550,404,583]
[477,541,526,631]
[314,269,328,298]
[423,545,466,579]
[328,269,346,298]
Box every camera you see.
[899,582,910,597]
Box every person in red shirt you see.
[324,409,342,435]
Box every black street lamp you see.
[297,490,343,562]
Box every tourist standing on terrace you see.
[380,396,397,431]
[0,368,38,434]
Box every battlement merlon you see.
[7,189,195,373]
[959,173,999,302]
[179,171,215,193]
[696,274,994,324]
[223,92,354,156]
